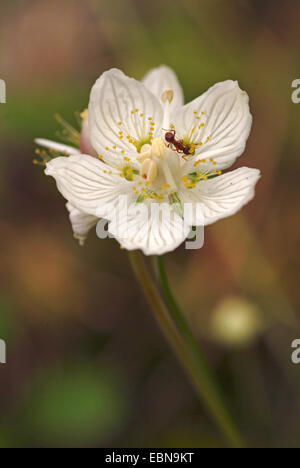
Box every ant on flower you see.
[163,129,204,159]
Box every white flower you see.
[35,111,99,245]
[44,66,260,255]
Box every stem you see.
[129,250,245,448]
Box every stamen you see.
[80,109,88,120]
[33,146,69,167]
[184,159,222,188]
[55,114,80,147]
[161,89,174,104]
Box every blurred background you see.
[0,0,299,448]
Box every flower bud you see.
[151,138,166,158]
[141,158,157,183]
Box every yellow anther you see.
[80,109,88,120]
[124,157,130,162]
[181,176,188,182]
[161,184,170,190]
[185,182,196,189]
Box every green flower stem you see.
[129,250,245,448]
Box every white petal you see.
[35,138,80,155]
[142,65,184,113]
[79,118,98,157]
[180,167,260,226]
[174,81,252,170]
[66,202,98,246]
[88,68,163,167]
[45,154,134,218]
[108,201,190,256]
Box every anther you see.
[161,89,174,104]
[80,109,89,120]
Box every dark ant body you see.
[164,130,192,156]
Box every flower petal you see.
[79,117,98,157]
[35,138,80,155]
[142,65,184,113]
[108,201,190,255]
[88,68,163,167]
[45,154,134,218]
[66,202,98,245]
[180,167,260,225]
[174,80,252,170]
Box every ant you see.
[164,129,193,157]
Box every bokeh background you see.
[0,0,300,448]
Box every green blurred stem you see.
[129,250,245,448]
